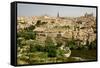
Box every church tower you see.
[57,12,59,17]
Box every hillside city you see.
[17,12,96,64]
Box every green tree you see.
[89,39,96,49]
[17,31,36,40]
[56,31,63,48]
[36,20,41,27]
[45,36,57,57]
[24,25,35,31]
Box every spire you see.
[57,12,59,17]
[85,12,87,17]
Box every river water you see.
[70,49,97,61]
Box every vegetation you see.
[35,20,41,27]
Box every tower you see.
[57,12,59,17]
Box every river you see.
[70,49,97,61]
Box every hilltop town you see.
[17,12,96,64]
[17,12,96,46]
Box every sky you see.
[17,3,96,17]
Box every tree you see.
[35,20,41,27]
[66,25,70,32]
[27,25,35,31]
[41,22,47,25]
[55,31,63,48]
[89,39,96,49]
[45,36,57,57]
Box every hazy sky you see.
[17,3,96,17]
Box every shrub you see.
[30,44,45,52]
[24,31,36,40]
[45,45,57,57]
[57,49,65,57]
[17,31,36,40]
[66,40,77,50]
[89,39,96,49]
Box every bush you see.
[24,31,36,40]
[66,40,77,50]
[17,37,23,47]
[45,45,57,57]
[89,39,96,49]
[30,44,45,52]
[57,49,66,57]
[17,31,36,40]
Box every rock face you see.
[59,45,71,57]
[64,47,71,58]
